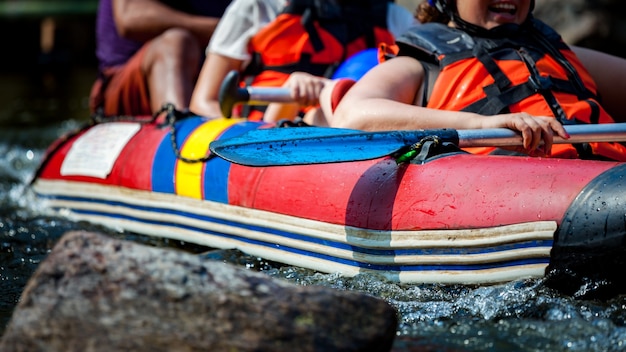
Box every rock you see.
[534,0,610,45]
[535,0,607,44]
[0,231,397,352]
[534,0,626,58]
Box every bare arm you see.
[113,0,220,45]
[331,56,569,155]
[264,72,330,123]
[573,46,626,123]
[332,56,490,131]
[190,53,244,118]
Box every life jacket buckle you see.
[529,75,553,92]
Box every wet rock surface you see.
[0,231,398,352]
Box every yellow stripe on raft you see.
[175,118,240,198]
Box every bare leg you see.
[142,28,201,112]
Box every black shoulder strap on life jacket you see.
[396,23,476,63]
[395,23,474,105]
[527,18,590,100]
[463,20,597,123]
[394,21,599,122]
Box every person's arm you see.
[190,53,244,117]
[190,0,284,118]
[331,56,475,130]
[573,46,626,123]
[112,0,219,45]
[331,56,568,155]
[264,72,330,123]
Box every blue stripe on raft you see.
[203,121,265,203]
[61,206,552,271]
[43,194,553,263]
[152,116,206,194]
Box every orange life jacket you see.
[393,21,626,161]
[240,0,396,121]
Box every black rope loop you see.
[158,104,215,164]
[92,102,210,164]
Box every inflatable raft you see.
[30,112,626,294]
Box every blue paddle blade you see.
[209,127,459,166]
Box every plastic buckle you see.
[529,75,553,92]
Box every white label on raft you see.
[60,122,141,179]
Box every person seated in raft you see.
[320,0,626,161]
[89,0,230,117]
[189,0,419,123]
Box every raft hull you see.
[31,117,626,286]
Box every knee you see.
[161,28,198,50]
[150,28,201,65]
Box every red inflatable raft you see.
[30,114,626,296]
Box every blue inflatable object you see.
[332,48,379,81]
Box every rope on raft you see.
[92,102,213,164]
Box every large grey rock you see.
[0,231,397,352]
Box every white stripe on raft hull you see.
[32,179,556,284]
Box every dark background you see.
[2,0,626,73]
[0,2,98,126]
[0,0,624,128]
[0,2,97,72]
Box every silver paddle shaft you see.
[457,123,626,147]
[246,87,293,105]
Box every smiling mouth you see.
[489,3,516,15]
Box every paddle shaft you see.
[458,123,626,147]
[219,70,294,118]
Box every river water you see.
[2,68,626,352]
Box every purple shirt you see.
[95,0,231,72]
